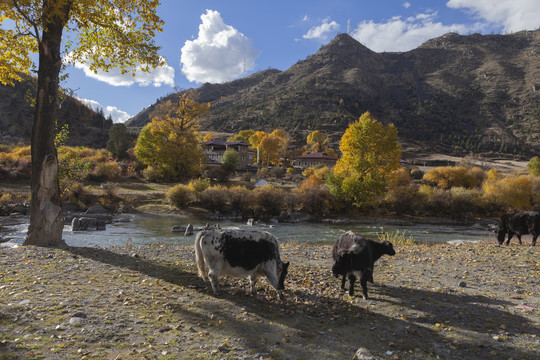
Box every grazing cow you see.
[194,228,290,299]
[497,211,539,246]
[331,231,395,299]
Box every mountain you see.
[0,76,112,148]
[128,30,540,156]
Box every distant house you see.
[294,152,338,168]
[201,139,255,170]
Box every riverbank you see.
[1,241,538,359]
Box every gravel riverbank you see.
[1,241,538,359]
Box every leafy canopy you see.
[0,0,164,86]
[330,112,401,207]
[134,94,209,180]
[527,156,540,176]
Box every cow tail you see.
[194,233,207,281]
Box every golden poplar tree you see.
[1,0,164,247]
[135,94,209,180]
[329,112,401,207]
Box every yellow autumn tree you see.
[259,129,289,166]
[135,94,209,180]
[228,129,255,143]
[328,112,401,207]
[0,0,164,247]
[482,173,539,210]
[202,133,214,142]
[305,130,337,157]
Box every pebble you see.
[458,281,467,287]
[353,347,374,360]
[69,317,84,325]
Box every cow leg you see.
[532,234,537,246]
[207,269,220,295]
[506,233,514,245]
[348,273,356,296]
[516,234,522,245]
[248,275,258,295]
[340,275,347,290]
[360,269,373,300]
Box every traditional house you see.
[201,139,255,170]
[294,152,338,168]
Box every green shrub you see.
[89,161,122,181]
[410,168,424,180]
[188,178,211,194]
[423,166,477,189]
[528,156,540,176]
[253,185,285,217]
[384,184,420,215]
[143,166,167,182]
[256,167,269,179]
[228,186,254,217]
[198,186,230,213]
[448,187,482,217]
[240,172,252,182]
[166,184,194,208]
[294,180,332,216]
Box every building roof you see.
[201,139,251,147]
[295,152,338,160]
[201,139,227,146]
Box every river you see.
[0,214,496,248]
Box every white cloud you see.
[72,60,175,88]
[447,0,540,32]
[180,9,259,84]
[77,97,132,123]
[351,12,473,52]
[403,2,411,9]
[303,18,340,41]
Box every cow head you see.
[332,250,351,278]
[278,261,290,290]
[381,241,396,256]
[496,227,507,245]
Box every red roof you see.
[295,152,337,160]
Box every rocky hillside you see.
[0,76,112,148]
[128,30,540,156]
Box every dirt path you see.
[1,242,538,359]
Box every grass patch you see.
[378,229,416,245]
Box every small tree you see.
[107,123,134,159]
[222,149,239,172]
[528,156,540,176]
[329,112,401,207]
[135,94,209,180]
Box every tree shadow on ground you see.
[66,246,539,359]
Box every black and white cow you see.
[331,231,396,299]
[497,211,539,246]
[194,228,290,299]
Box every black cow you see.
[331,231,395,299]
[194,228,289,299]
[497,211,539,246]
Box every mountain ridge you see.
[128,30,540,156]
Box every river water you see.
[1,214,496,248]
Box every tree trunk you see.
[24,1,72,248]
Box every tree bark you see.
[24,1,72,248]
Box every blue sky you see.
[67,0,540,123]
